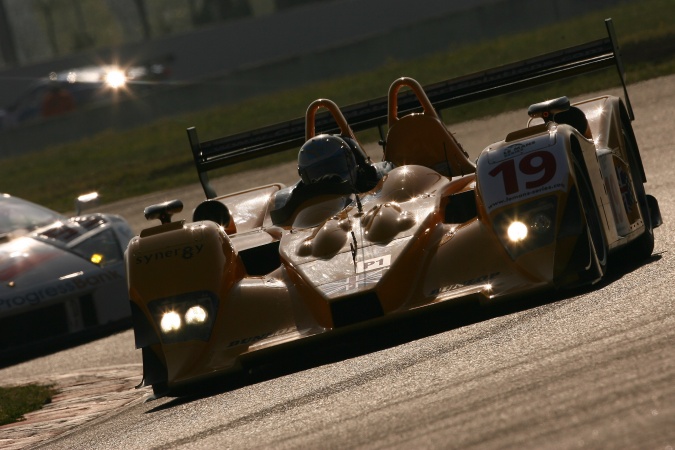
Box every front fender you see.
[476,125,571,215]
[475,124,589,284]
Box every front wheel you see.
[622,128,655,260]
[573,155,608,281]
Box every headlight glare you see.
[105,69,126,88]
[493,196,558,259]
[507,221,528,242]
[160,311,182,332]
[148,291,219,344]
[185,305,207,324]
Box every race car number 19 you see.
[479,144,568,213]
[488,150,557,195]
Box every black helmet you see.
[298,134,358,185]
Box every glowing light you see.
[507,221,528,242]
[77,192,99,203]
[90,253,103,265]
[161,311,182,332]
[185,306,207,324]
[105,70,126,88]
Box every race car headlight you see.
[148,291,219,344]
[104,69,126,88]
[507,213,553,242]
[185,305,207,325]
[494,196,558,259]
[507,221,528,242]
[160,311,182,333]
[531,212,553,234]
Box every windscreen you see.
[0,195,64,235]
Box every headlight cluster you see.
[148,291,218,344]
[493,196,558,259]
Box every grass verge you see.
[0,384,57,426]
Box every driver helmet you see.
[298,134,358,185]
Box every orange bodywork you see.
[127,77,656,395]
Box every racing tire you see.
[573,155,608,281]
[621,128,655,260]
[151,382,169,398]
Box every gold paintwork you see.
[127,78,655,395]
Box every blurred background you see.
[0,0,633,153]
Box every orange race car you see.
[126,19,661,397]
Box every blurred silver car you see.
[0,193,134,360]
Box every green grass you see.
[2,0,675,212]
[0,384,57,426]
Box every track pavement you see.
[0,75,673,449]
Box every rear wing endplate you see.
[189,18,631,199]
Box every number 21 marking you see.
[488,151,557,195]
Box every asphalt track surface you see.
[1,75,674,449]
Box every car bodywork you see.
[0,193,135,360]
[127,19,661,396]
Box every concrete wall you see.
[0,0,630,156]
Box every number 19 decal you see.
[488,150,557,195]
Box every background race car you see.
[127,19,661,397]
[0,58,171,131]
[0,193,134,363]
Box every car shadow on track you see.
[146,253,663,411]
[482,252,664,318]
[0,319,132,369]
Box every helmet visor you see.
[301,149,356,184]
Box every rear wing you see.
[189,18,631,199]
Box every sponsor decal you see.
[0,269,124,311]
[317,255,391,296]
[227,327,296,348]
[501,140,536,159]
[616,165,635,214]
[0,251,59,281]
[134,244,204,264]
[429,272,499,297]
[320,267,387,296]
[355,254,391,273]
[486,181,566,211]
[481,147,568,212]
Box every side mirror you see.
[75,192,100,215]
[144,199,183,224]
